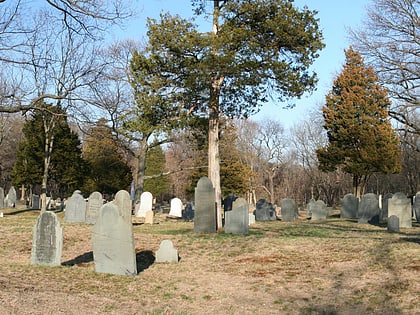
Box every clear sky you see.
[112,0,370,129]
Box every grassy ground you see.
[0,208,419,315]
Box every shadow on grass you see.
[3,208,39,215]
[62,251,94,266]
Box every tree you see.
[141,0,324,228]
[144,145,170,202]
[316,47,401,198]
[350,0,419,134]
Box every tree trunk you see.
[135,137,149,203]
[40,117,55,213]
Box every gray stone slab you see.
[112,190,132,223]
[225,197,249,235]
[64,190,87,223]
[182,202,195,221]
[414,192,420,224]
[86,191,103,224]
[388,192,412,228]
[387,215,400,233]
[194,177,216,233]
[92,202,137,276]
[340,193,358,219]
[280,198,298,222]
[255,199,276,221]
[0,187,4,209]
[358,193,380,224]
[155,240,179,263]
[309,200,327,220]
[31,212,63,266]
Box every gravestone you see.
[0,187,4,208]
[86,191,103,224]
[112,190,132,223]
[381,193,393,222]
[182,202,195,221]
[31,212,63,266]
[32,194,40,210]
[358,193,380,224]
[91,202,137,276]
[413,192,420,224]
[340,193,358,219]
[155,240,179,263]
[145,210,154,224]
[280,198,298,222]
[387,215,400,233]
[194,177,216,233]
[255,199,276,221]
[136,191,153,218]
[249,213,256,225]
[309,199,327,221]
[64,190,86,223]
[5,186,17,208]
[224,197,249,235]
[168,198,183,218]
[388,192,412,228]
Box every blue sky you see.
[113,0,370,129]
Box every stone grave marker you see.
[194,177,216,233]
[92,202,137,276]
[64,190,87,223]
[340,193,358,218]
[255,199,276,221]
[388,192,412,228]
[414,192,420,224]
[309,199,327,220]
[168,197,183,218]
[280,198,298,222]
[155,240,179,263]
[358,193,380,224]
[31,212,63,266]
[381,193,393,222]
[136,191,153,218]
[224,197,249,235]
[249,213,256,225]
[0,187,4,208]
[112,190,132,223]
[387,215,400,233]
[32,194,40,210]
[86,191,103,224]
[5,186,17,208]
[145,210,154,224]
[182,202,195,221]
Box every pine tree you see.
[144,145,170,202]
[316,47,401,197]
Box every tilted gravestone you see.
[136,191,153,218]
[155,240,179,263]
[224,197,249,235]
[340,193,358,219]
[388,192,412,228]
[413,192,420,224]
[358,193,380,224]
[194,177,216,233]
[86,191,103,224]
[64,190,87,223]
[255,199,276,221]
[387,215,400,233]
[91,202,137,276]
[168,197,183,218]
[280,198,298,222]
[182,202,195,221]
[309,199,327,221]
[31,212,63,266]
[112,190,132,223]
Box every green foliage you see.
[317,47,401,187]
[144,145,170,200]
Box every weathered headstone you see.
[224,197,249,235]
[358,193,380,224]
[112,190,132,223]
[387,215,400,233]
[280,198,298,222]
[309,199,327,221]
[0,187,4,209]
[249,213,256,225]
[145,210,154,224]
[255,199,276,221]
[136,191,153,218]
[413,192,420,224]
[32,194,40,210]
[64,190,87,223]
[5,186,17,208]
[91,202,137,276]
[194,177,216,233]
[86,191,103,224]
[340,193,358,219]
[388,192,412,228]
[168,198,183,218]
[182,202,195,221]
[31,212,63,266]
[155,240,179,263]
[381,193,393,222]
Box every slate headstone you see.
[155,240,179,263]
[5,186,17,208]
[182,202,195,221]
[86,191,103,224]
[194,177,216,233]
[381,193,393,222]
[255,199,276,221]
[91,202,137,276]
[224,197,249,235]
[64,190,87,223]
[388,192,412,228]
[136,191,153,218]
[309,200,327,221]
[112,190,132,223]
[340,193,358,219]
[32,194,40,210]
[358,193,380,224]
[414,192,420,224]
[168,198,183,218]
[30,212,63,266]
[387,215,400,233]
[280,198,298,222]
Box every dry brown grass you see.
[0,208,419,315]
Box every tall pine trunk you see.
[135,137,149,203]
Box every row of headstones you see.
[31,190,179,276]
[0,186,17,209]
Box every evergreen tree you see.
[316,47,401,197]
[144,145,170,202]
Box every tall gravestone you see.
[340,193,358,219]
[86,191,103,224]
[0,187,4,209]
[388,192,412,228]
[358,193,380,224]
[413,192,420,224]
[136,191,153,218]
[31,212,63,266]
[280,198,298,222]
[182,202,195,221]
[254,199,276,221]
[309,200,327,221]
[194,177,216,233]
[5,186,17,208]
[112,190,132,223]
[168,198,183,218]
[92,202,137,276]
[225,197,249,235]
[32,195,40,210]
[64,190,87,223]
[381,193,393,222]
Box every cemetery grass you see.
[1,209,420,315]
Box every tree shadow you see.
[62,251,93,266]
[136,250,155,273]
